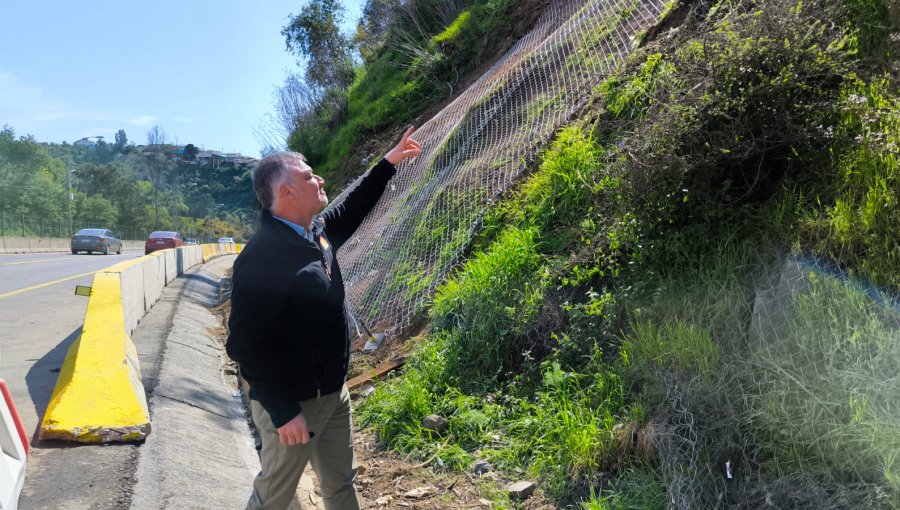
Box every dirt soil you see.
[350,428,555,509]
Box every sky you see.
[0,1,364,158]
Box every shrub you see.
[431,226,544,387]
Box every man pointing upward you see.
[227,127,422,509]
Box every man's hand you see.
[277,413,311,446]
[385,126,422,166]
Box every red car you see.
[144,231,184,255]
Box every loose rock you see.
[360,383,376,398]
[507,480,537,500]
[422,414,449,434]
[403,486,433,498]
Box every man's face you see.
[282,158,328,214]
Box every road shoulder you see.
[131,255,258,509]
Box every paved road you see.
[0,250,145,434]
[0,251,143,298]
[0,250,144,509]
[0,251,256,509]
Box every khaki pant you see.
[246,385,360,510]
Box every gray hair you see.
[252,151,306,210]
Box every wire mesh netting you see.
[329,0,667,336]
[647,255,900,508]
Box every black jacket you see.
[226,158,396,427]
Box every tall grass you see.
[431,226,544,387]
[358,334,637,501]
[622,321,719,375]
[818,79,900,290]
[581,468,667,509]
[496,357,626,496]
[745,265,900,485]
[623,245,900,508]
[358,126,640,504]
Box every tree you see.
[77,162,132,198]
[184,143,198,160]
[75,194,118,227]
[93,139,114,164]
[277,73,322,137]
[0,125,14,144]
[256,73,322,157]
[23,166,65,222]
[0,128,65,219]
[354,0,400,63]
[114,129,128,153]
[282,0,356,89]
[109,177,145,236]
[146,125,172,228]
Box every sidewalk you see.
[131,256,259,509]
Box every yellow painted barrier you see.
[198,242,245,260]
[39,272,150,442]
[38,244,236,443]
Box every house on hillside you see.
[127,145,256,167]
[73,138,97,149]
[223,153,257,165]
[196,150,223,166]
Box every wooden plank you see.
[347,357,406,390]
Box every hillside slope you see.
[309,0,900,507]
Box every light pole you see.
[173,163,181,233]
[65,161,74,237]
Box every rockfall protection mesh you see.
[648,256,900,508]
[330,0,667,336]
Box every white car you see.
[217,237,234,244]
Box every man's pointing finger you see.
[401,125,415,143]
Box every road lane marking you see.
[0,271,97,301]
[1,257,70,266]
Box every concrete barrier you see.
[39,272,151,442]
[39,244,236,442]
[0,379,27,510]
[105,257,149,335]
[0,238,30,254]
[143,253,167,316]
[28,238,49,252]
[163,249,177,284]
[0,236,145,254]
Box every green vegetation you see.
[745,271,900,485]
[0,126,256,241]
[357,0,900,507]
[284,0,516,188]
[432,226,545,386]
[815,78,900,289]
